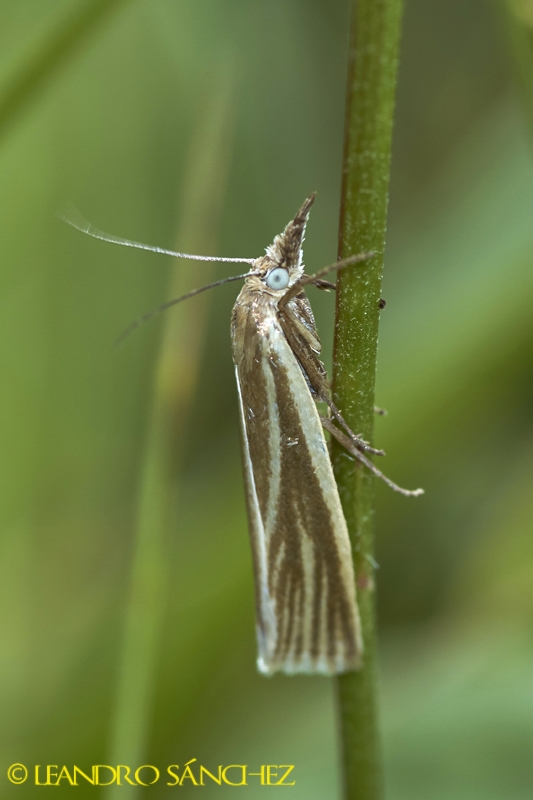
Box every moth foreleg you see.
[278,251,373,307]
[320,416,424,498]
[313,279,336,291]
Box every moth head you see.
[261,193,316,286]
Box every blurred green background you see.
[1,0,533,797]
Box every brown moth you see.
[232,196,365,674]
[230,195,422,674]
[63,194,422,676]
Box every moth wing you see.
[233,303,362,674]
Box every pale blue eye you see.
[266,267,290,290]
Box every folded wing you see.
[233,303,362,674]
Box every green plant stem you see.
[332,2,404,799]
[0,0,132,142]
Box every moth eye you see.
[266,267,290,290]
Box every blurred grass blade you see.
[498,0,533,137]
[332,1,404,798]
[104,67,236,799]
[0,0,133,143]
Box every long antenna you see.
[115,272,250,346]
[60,206,256,265]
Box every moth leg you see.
[324,379,388,418]
[320,416,424,497]
[322,394,386,457]
[316,396,385,456]
[313,279,336,291]
[278,302,385,457]
[278,251,373,308]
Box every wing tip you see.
[257,651,362,676]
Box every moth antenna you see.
[279,251,374,306]
[115,272,250,347]
[59,205,256,265]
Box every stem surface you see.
[332,2,404,799]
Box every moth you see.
[64,194,422,676]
